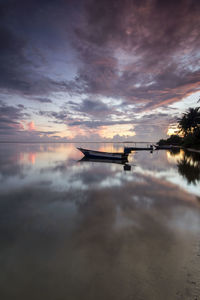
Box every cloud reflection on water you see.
[0,143,200,300]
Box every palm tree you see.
[178,107,200,137]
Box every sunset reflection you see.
[28,152,36,164]
[166,149,184,164]
[0,143,200,300]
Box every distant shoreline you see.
[185,147,200,153]
[0,141,156,144]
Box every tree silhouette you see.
[177,151,200,184]
[178,107,200,137]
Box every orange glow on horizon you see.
[55,124,136,141]
[99,124,135,139]
[61,126,87,139]
[167,124,179,136]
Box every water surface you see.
[0,143,200,300]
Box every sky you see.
[0,0,200,142]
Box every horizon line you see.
[0,141,156,144]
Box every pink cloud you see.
[27,121,36,131]
[18,122,24,130]
[12,122,25,130]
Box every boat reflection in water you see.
[1,143,200,300]
[77,147,132,171]
[78,156,132,171]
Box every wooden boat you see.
[77,147,128,160]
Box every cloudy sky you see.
[0,0,200,142]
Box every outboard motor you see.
[124,147,131,154]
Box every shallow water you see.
[0,143,200,300]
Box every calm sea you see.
[0,143,200,300]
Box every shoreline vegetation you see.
[158,106,200,150]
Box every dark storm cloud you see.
[38,98,174,136]
[73,0,200,109]
[1,0,200,142]
[0,22,43,95]
[80,0,200,57]
[39,110,68,123]
[68,112,173,129]
[73,47,118,97]
[0,101,27,124]
[0,0,81,96]
[38,97,120,125]
[1,0,200,107]
[77,98,117,117]
[34,98,52,103]
[0,101,28,138]
[69,119,131,128]
[0,24,28,92]
[39,103,128,128]
[0,101,60,140]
